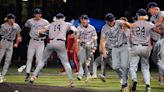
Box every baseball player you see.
[147,2,164,85]
[24,8,49,82]
[76,14,97,82]
[101,13,137,91]
[0,13,22,83]
[129,9,160,92]
[60,30,79,74]
[29,13,77,87]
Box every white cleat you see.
[146,87,151,92]
[18,65,26,73]
[91,75,97,79]
[0,74,4,83]
[77,76,82,81]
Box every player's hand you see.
[70,49,74,53]
[13,43,18,48]
[17,36,22,42]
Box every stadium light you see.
[22,0,28,1]
[63,0,67,3]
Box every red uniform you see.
[60,33,79,73]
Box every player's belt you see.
[132,44,149,46]
[56,39,66,42]
[114,43,127,48]
[2,38,13,42]
[32,38,44,41]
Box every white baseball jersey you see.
[101,20,127,48]
[0,23,21,41]
[25,18,49,39]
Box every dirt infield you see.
[0,83,95,92]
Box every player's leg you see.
[140,47,151,92]
[32,44,53,77]
[73,49,79,73]
[0,42,7,83]
[159,39,164,85]
[1,46,13,77]
[129,46,140,92]
[120,46,129,91]
[112,48,124,84]
[77,46,86,80]
[25,41,35,81]
[55,41,74,87]
[35,42,44,66]
[92,55,101,77]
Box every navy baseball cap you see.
[105,13,115,22]
[7,13,16,19]
[56,13,64,19]
[33,8,42,14]
[147,2,158,9]
[137,8,147,16]
[80,14,89,20]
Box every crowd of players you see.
[0,2,163,92]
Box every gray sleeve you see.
[24,19,31,28]
[150,30,161,41]
[149,22,161,41]
[0,24,6,35]
[158,11,164,18]
[101,26,105,38]
[16,24,22,33]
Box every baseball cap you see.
[137,8,147,16]
[80,14,89,20]
[105,13,115,22]
[6,13,16,19]
[33,8,42,14]
[147,2,158,9]
[56,13,64,19]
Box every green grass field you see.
[2,67,164,92]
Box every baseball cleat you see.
[25,76,30,82]
[99,74,106,82]
[91,75,97,79]
[77,76,82,81]
[131,81,137,92]
[85,75,92,83]
[146,87,151,92]
[0,76,4,83]
[69,80,75,88]
[18,65,26,73]
[29,76,37,83]
[160,80,164,85]
[121,86,130,92]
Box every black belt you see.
[33,38,44,41]
[132,44,149,46]
[2,38,13,42]
[56,39,66,42]
[114,43,127,48]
